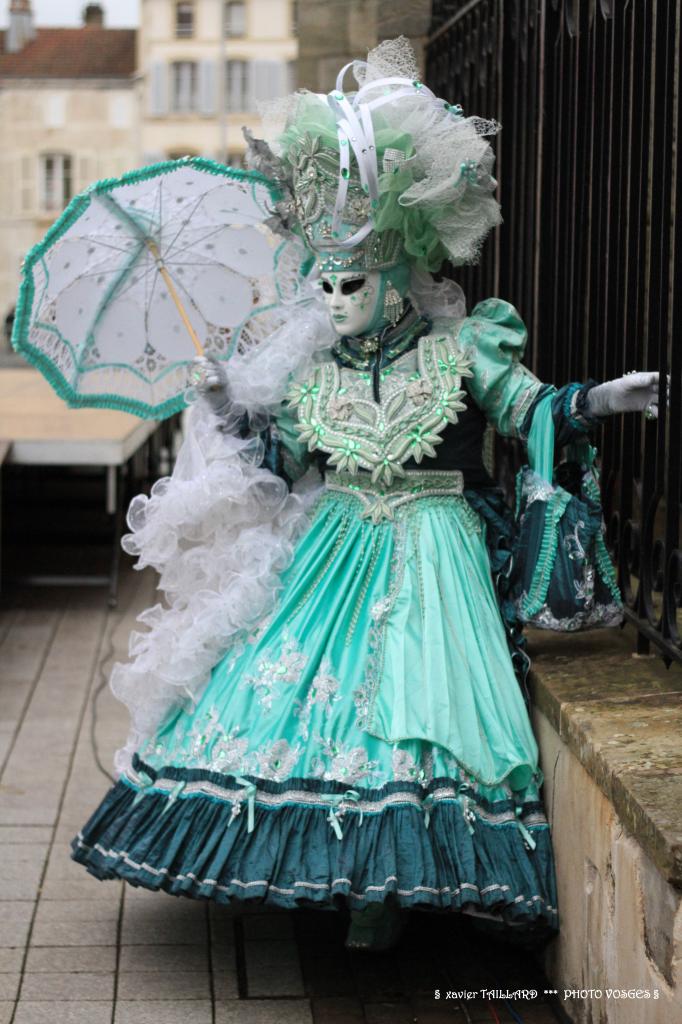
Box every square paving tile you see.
[242,913,295,941]
[0,903,34,948]
[209,906,237,947]
[39,877,122,902]
[0,948,23,972]
[116,970,210,1000]
[115,1001,213,1024]
[1,845,49,883]
[0,828,52,845]
[20,971,115,1001]
[30,917,118,947]
[121,900,207,946]
[0,879,43,902]
[33,899,119,924]
[211,944,239,1000]
[215,1002,313,1024]
[0,973,20,1000]
[245,939,304,998]
[310,996,365,1023]
[25,945,116,973]
[118,944,208,973]
[13,1002,113,1024]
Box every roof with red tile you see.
[0,27,136,79]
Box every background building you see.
[0,0,298,345]
[0,2,137,341]
[138,0,297,166]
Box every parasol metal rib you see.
[146,240,204,356]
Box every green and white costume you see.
[73,40,611,937]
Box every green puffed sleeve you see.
[457,298,544,439]
[273,399,312,483]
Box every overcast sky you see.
[0,1,139,27]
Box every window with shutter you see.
[172,62,199,113]
[176,2,194,38]
[39,154,72,212]
[251,60,286,105]
[225,60,251,112]
[225,1,246,38]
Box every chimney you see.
[83,3,104,26]
[6,0,35,53]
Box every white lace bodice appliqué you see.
[286,331,473,485]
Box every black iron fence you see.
[426,0,681,664]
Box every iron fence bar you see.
[428,0,489,45]
[426,0,681,665]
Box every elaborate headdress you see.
[245,37,502,275]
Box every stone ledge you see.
[527,624,682,890]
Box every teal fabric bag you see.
[512,393,623,631]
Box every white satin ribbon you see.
[319,62,441,251]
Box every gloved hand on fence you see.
[190,355,232,419]
[585,371,661,419]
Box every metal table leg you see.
[107,464,123,609]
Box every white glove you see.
[190,355,231,417]
[585,371,660,419]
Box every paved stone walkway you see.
[0,565,563,1023]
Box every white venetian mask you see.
[319,270,382,337]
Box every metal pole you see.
[218,0,228,162]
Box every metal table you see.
[0,368,159,605]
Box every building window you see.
[171,61,199,113]
[176,2,194,38]
[40,154,72,212]
[225,1,246,37]
[225,59,252,112]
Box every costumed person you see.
[72,38,661,951]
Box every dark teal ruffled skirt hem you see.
[71,755,558,936]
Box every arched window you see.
[176,2,194,38]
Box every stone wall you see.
[528,628,682,1023]
[295,0,431,92]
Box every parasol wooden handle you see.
[146,240,204,356]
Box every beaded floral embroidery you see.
[240,633,308,711]
[311,737,382,784]
[294,658,342,740]
[287,331,474,484]
[391,747,435,787]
